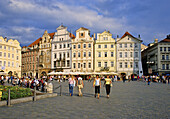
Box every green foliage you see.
[0,85,32,101]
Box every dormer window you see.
[81,33,83,36]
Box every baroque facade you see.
[116,32,143,77]
[94,31,116,72]
[72,27,94,72]
[142,35,170,75]
[51,25,75,72]
[0,36,21,77]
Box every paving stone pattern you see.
[0,81,170,119]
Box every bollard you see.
[60,84,62,96]
[8,89,11,106]
[33,86,36,101]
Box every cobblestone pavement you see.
[0,81,170,119]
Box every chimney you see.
[117,35,119,38]
[138,34,141,39]
[154,39,158,43]
[93,33,96,39]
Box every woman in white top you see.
[93,75,101,99]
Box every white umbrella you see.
[48,71,55,75]
[0,72,6,75]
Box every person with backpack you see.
[77,75,84,96]
[93,75,101,99]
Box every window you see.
[4,61,6,67]
[125,52,127,57]
[125,62,128,68]
[67,52,69,58]
[8,62,10,67]
[54,53,57,58]
[67,44,70,48]
[16,50,18,53]
[73,45,76,49]
[168,47,170,51]
[119,52,122,58]
[164,47,166,51]
[98,45,101,48]
[84,52,86,57]
[162,55,165,60]
[78,63,80,68]
[63,44,66,48]
[67,60,70,67]
[4,46,6,49]
[12,54,14,58]
[119,44,122,48]
[135,43,138,48]
[88,44,91,48]
[130,62,133,68]
[8,46,10,50]
[130,43,133,48]
[78,44,80,48]
[124,43,127,48]
[98,62,101,67]
[166,55,169,60]
[59,38,61,41]
[55,45,57,49]
[84,63,86,68]
[89,52,91,57]
[119,62,122,68]
[12,47,14,51]
[135,62,138,68]
[0,45,2,49]
[73,53,76,58]
[88,63,91,68]
[63,53,65,59]
[111,52,114,57]
[135,52,138,57]
[160,47,162,51]
[8,53,10,58]
[60,44,62,49]
[104,45,107,48]
[0,52,2,57]
[12,62,14,67]
[73,63,76,68]
[98,52,101,57]
[166,64,169,70]
[162,64,165,70]
[81,33,83,36]
[111,44,114,48]
[17,56,19,60]
[130,52,133,57]
[78,52,80,57]
[62,38,64,41]
[111,61,114,67]
[103,37,105,40]
[104,62,107,67]
[105,52,107,57]
[84,44,86,48]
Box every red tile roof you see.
[121,31,136,39]
[28,37,41,47]
[69,33,75,39]
[48,32,55,39]
[159,38,170,42]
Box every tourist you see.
[148,76,151,85]
[68,75,75,96]
[93,75,101,99]
[123,75,126,83]
[77,75,84,96]
[104,75,112,98]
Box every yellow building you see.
[0,36,21,77]
[95,31,116,72]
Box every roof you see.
[69,33,75,39]
[119,31,142,42]
[159,38,170,43]
[28,37,41,47]
[76,27,89,32]
[48,32,55,39]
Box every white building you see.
[51,25,75,72]
[116,32,143,77]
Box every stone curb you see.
[0,93,57,107]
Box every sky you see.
[0,0,169,46]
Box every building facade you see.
[142,35,170,75]
[72,27,94,72]
[39,30,54,77]
[51,25,74,72]
[94,31,116,72]
[116,32,143,77]
[21,38,40,78]
[0,36,21,77]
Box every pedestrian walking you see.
[148,76,151,85]
[93,75,101,99]
[77,75,84,96]
[68,75,75,96]
[104,75,112,98]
